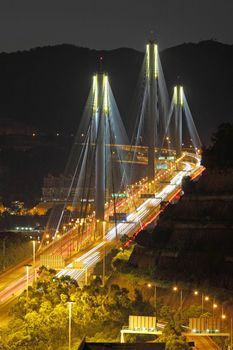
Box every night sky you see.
[0,0,232,53]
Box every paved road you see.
[187,335,221,350]
[57,161,203,281]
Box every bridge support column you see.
[146,41,159,180]
[174,86,183,157]
[94,74,109,222]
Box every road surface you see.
[57,160,202,281]
[187,335,221,350]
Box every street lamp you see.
[67,301,73,350]
[102,221,106,287]
[193,289,200,308]
[221,305,226,319]
[147,283,157,316]
[193,291,220,317]
[32,240,36,268]
[220,313,231,349]
[24,264,32,302]
[32,240,39,282]
[166,136,171,150]
[212,300,218,318]
[201,294,209,314]
[173,286,183,313]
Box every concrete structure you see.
[120,315,161,343]
[146,41,159,180]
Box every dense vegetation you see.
[0,267,154,349]
[0,247,230,349]
[0,264,207,350]
[202,123,233,169]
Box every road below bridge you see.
[187,335,222,350]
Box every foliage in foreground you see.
[0,266,153,350]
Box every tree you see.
[166,336,190,350]
[131,289,154,315]
[202,123,233,168]
[181,176,195,193]
[120,234,129,244]
[135,230,151,247]
[1,267,166,348]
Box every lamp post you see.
[32,240,37,281]
[148,283,157,315]
[201,294,209,314]
[32,240,36,267]
[102,220,106,287]
[24,264,32,303]
[173,286,183,314]
[68,302,73,350]
[220,313,230,349]
[193,289,201,310]
[221,305,225,319]
[212,299,218,318]
[166,136,170,150]
[193,290,209,314]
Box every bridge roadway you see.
[57,158,202,281]
[43,152,201,257]
[0,153,203,324]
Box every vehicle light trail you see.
[57,160,200,282]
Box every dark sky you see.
[0,0,232,52]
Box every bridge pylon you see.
[93,73,109,222]
[146,40,159,180]
[173,85,183,156]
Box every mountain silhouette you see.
[0,40,232,144]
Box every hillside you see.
[133,169,233,289]
[0,40,233,143]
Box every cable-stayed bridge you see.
[36,39,203,282]
[0,39,204,302]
